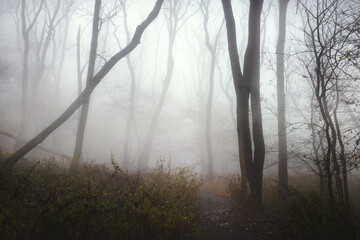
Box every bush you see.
[0,158,203,240]
[276,191,360,240]
[227,175,360,240]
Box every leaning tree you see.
[3,0,165,169]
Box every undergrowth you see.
[276,191,360,240]
[0,156,203,240]
[227,175,360,240]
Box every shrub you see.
[276,191,360,240]
[227,175,360,240]
[0,157,203,240]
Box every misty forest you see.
[0,0,359,239]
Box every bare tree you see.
[222,0,265,209]
[13,0,74,158]
[30,0,62,100]
[3,0,165,168]
[15,0,44,150]
[70,0,101,175]
[109,0,137,170]
[49,0,76,152]
[199,0,223,179]
[140,0,191,168]
[298,0,360,210]
[276,0,289,197]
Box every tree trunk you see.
[3,0,164,168]
[122,54,136,170]
[334,81,350,212]
[140,4,177,168]
[205,51,215,180]
[0,130,72,161]
[70,0,101,176]
[201,0,221,180]
[222,0,265,210]
[15,0,44,151]
[140,37,174,167]
[75,25,84,165]
[276,0,289,197]
[16,18,29,151]
[52,7,72,154]
[312,53,334,207]
[310,96,325,195]
[322,87,343,204]
[30,0,61,134]
[221,0,248,192]
[77,26,83,98]
[246,0,265,209]
[121,0,136,170]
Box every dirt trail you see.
[199,186,275,240]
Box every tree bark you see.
[0,130,72,161]
[310,97,325,195]
[246,0,265,209]
[70,0,101,176]
[334,79,350,211]
[221,1,248,193]
[222,0,265,210]
[276,0,289,197]
[3,0,165,168]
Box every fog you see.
[0,0,359,178]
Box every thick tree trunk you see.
[276,0,289,197]
[0,130,72,161]
[245,0,265,209]
[70,0,101,176]
[222,0,265,210]
[3,0,164,168]
[221,0,248,192]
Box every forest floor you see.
[199,182,276,240]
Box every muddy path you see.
[199,186,276,240]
